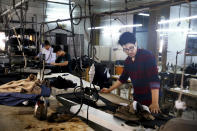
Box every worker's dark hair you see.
[118,32,136,46]
[44,40,50,46]
[53,45,62,53]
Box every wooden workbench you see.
[0,96,93,131]
[169,87,197,98]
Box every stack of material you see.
[0,74,41,94]
[0,74,51,106]
[189,78,197,91]
[46,76,77,89]
[114,101,155,121]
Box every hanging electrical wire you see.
[69,0,77,59]
[70,4,82,25]
[87,0,98,61]
[83,0,90,43]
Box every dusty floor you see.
[0,96,94,131]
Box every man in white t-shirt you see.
[35,40,56,64]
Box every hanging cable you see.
[83,0,90,44]
[70,4,82,25]
[87,0,93,58]
[69,0,77,59]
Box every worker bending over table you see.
[50,46,72,73]
[101,32,160,114]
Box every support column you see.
[160,7,170,72]
[147,8,160,61]
[147,6,170,69]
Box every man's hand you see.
[50,62,56,66]
[34,56,38,60]
[149,103,160,114]
[101,88,111,93]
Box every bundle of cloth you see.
[114,101,173,129]
[114,101,154,121]
[0,74,51,106]
[46,76,77,89]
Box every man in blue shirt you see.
[51,46,71,73]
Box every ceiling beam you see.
[97,0,193,16]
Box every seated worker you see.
[35,40,56,64]
[101,32,160,114]
[50,46,72,73]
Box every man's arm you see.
[149,89,160,113]
[101,80,123,93]
[143,51,160,113]
[51,61,68,66]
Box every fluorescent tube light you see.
[158,15,197,24]
[156,28,192,32]
[138,13,150,16]
[88,24,142,30]
[187,32,197,35]
[159,39,163,53]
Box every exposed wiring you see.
[83,0,90,43]
[70,4,82,25]
[69,0,77,59]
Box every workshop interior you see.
[0,0,197,131]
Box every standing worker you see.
[101,32,160,114]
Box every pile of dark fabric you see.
[114,101,173,129]
[46,76,77,89]
[70,55,94,71]
[114,101,154,121]
[185,63,197,75]
[92,63,112,89]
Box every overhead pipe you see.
[39,15,91,24]
[36,0,71,5]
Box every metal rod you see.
[1,0,28,16]
[36,0,71,5]
[39,15,91,24]
[0,20,37,24]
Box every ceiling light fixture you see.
[88,24,143,30]
[187,32,197,35]
[138,13,150,16]
[158,15,197,24]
